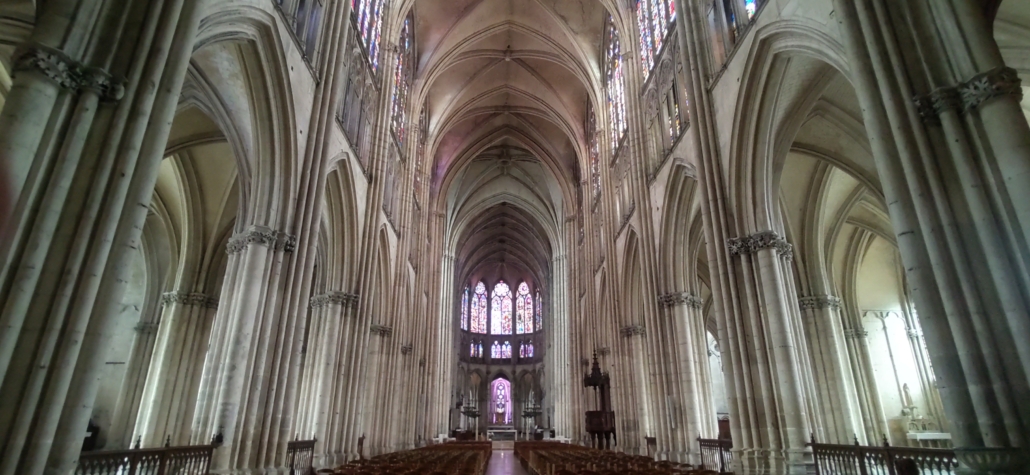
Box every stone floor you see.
[485,450,529,475]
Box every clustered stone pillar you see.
[296,291,359,467]
[797,295,865,444]
[190,226,297,472]
[658,291,718,463]
[832,0,1030,470]
[720,232,814,474]
[134,291,219,447]
[0,1,203,473]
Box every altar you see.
[486,426,517,441]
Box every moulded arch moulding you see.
[726,18,853,235]
[192,4,301,230]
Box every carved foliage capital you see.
[13,44,124,100]
[960,66,1022,111]
[310,291,360,309]
[843,328,868,340]
[916,66,1023,122]
[227,226,297,254]
[400,343,413,355]
[727,230,792,260]
[658,292,703,309]
[161,291,218,309]
[798,295,841,310]
[620,324,645,338]
[370,324,393,337]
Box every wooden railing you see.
[76,443,217,475]
[698,437,733,474]
[286,438,316,475]
[809,436,958,475]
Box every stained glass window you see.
[470,342,476,357]
[471,281,488,334]
[637,0,675,79]
[490,378,512,425]
[520,342,534,358]
[745,0,757,20]
[535,289,542,331]
[352,0,386,72]
[491,341,501,359]
[667,89,681,139]
[391,14,414,145]
[588,108,601,203]
[461,286,469,331]
[502,341,512,359]
[516,282,534,334]
[491,281,513,335]
[604,17,628,151]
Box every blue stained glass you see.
[353,0,386,72]
[491,281,513,335]
[605,18,627,151]
[461,286,469,330]
[535,290,542,332]
[516,282,533,334]
[745,0,757,19]
[472,282,488,334]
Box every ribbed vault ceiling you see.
[415,0,609,287]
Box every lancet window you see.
[535,289,542,331]
[277,0,325,62]
[352,0,386,72]
[520,342,534,359]
[461,286,469,331]
[588,107,601,206]
[603,16,628,152]
[471,281,488,334]
[391,13,414,146]
[516,282,534,334]
[491,281,513,335]
[636,0,675,79]
[745,0,757,19]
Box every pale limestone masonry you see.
[0,0,1027,474]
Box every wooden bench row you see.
[318,442,492,475]
[514,441,719,475]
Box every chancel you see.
[0,0,1028,474]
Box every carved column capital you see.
[595,347,611,356]
[310,291,360,309]
[843,328,868,340]
[960,66,1022,112]
[798,295,842,310]
[727,230,793,260]
[400,344,413,355]
[916,66,1023,122]
[620,324,645,338]
[658,292,702,309]
[227,226,297,253]
[370,324,393,337]
[161,291,218,309]
[13,43,124,100]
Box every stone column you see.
[190,226,296,473]
[841,326,889,441]
[722,232,813,474]
[832,0,1030,470]
[0,1,204,473]
[659,291,716,463]
[797,295,864,444]
[134,291,218,447]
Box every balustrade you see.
[697,438,733,474]
[76,441,217,475]
[809,436,958,475]
[287,438,317,475]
